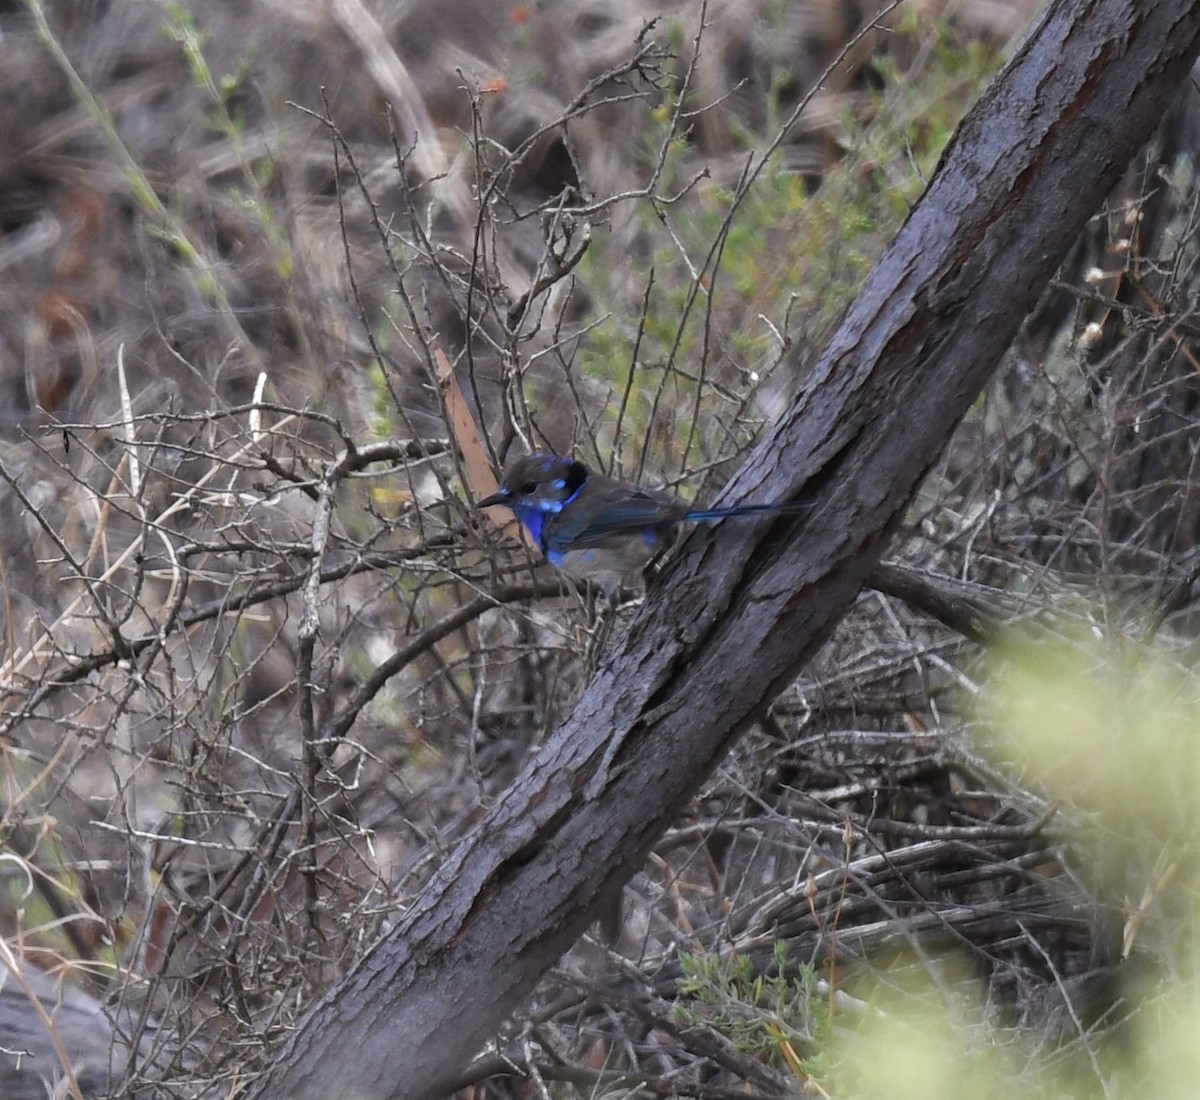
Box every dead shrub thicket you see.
[0,1,1196,1097]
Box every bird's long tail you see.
[684,500,813,522]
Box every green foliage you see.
[675,941,830,1080]
[569,12,1007,478]
[159,1,292,278]
[831,977,1040,1100]
[834,632,1200,1099]
[987,634,1199,962]
[674,631,1200,1097]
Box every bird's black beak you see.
[476,487,510,509]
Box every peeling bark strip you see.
[246,3,1200,1098]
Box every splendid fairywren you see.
[477,451,808,595]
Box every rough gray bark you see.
[0,966,170,1100]
[245,2,1200,1098]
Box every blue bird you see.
[477,451,808,595]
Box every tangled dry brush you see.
[1,0,1198,1097]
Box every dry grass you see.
[1,0,1198,1097]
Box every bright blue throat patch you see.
[513,504,548,550]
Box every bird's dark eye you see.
[518,481,538,495]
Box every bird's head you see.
[476,452,589,518]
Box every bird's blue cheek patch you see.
[538,499,564,513]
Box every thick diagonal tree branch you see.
[246,2,1200,1097]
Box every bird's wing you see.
[545,482,686,550]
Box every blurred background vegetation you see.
[0,0,1197,1096]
